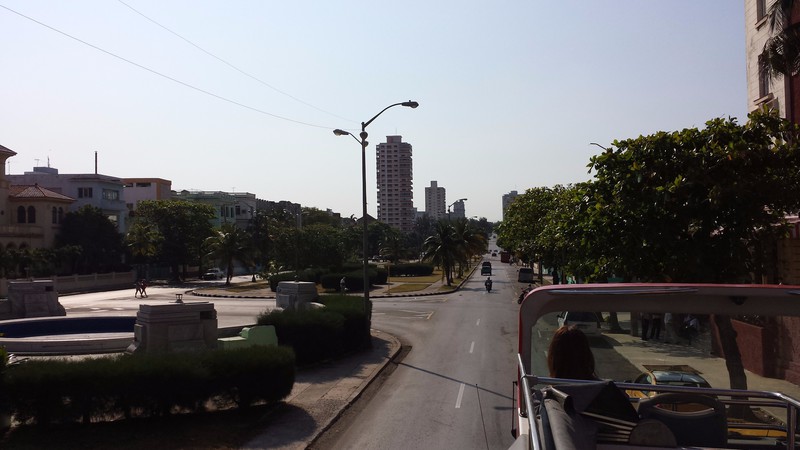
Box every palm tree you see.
[761,1,800,80]
[204,224,251,285]
[125,221,162,279]
[422,221,459,285]
[452,219,488,278]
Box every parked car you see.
[202,268,225,280]
[556,311,601,335]
[517,267,534,283]
[625,369,712,411]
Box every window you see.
[78,187,93,198]
[17,206,25,223]
[136,182,151,187]
[27,206,36,224]
[58,207,64,224]
[757,0,767,22]
[102,189,119,200]
[52,207,57,224]
[758,54,770,98]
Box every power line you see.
[0,3,335,130]
[116,0,355,124]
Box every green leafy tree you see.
[125,221,162,279]
[761,0,800,83]
[585,109,800,394]
[54,205,124,274]
[134,200,215,281]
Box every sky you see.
[0,1,747,223]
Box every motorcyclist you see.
[485,277,493,292]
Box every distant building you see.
[450,199,466,219]
[502,191,518,221]
[123,178,172,214]
[744,0,786,118]
[172,190,237,228]
[0,145,75,250]
[424,181,446,221]
[376,136,414,233]
[7,164,127,232]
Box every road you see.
[56,277,274,329]
[314,252,522,450]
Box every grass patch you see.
[386,283,430,294]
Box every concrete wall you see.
[0,271,136,298]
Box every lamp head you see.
[402,101,419,109]
[333,129,350,136]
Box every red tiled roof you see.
[9,184,74,201]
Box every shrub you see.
[257,309,346,366]
[390,263,435,277]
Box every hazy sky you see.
[1,1,746,222]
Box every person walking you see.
[340,276,347,294]
[649,313,662,340]
[663,313,676,343]
[134,280,142,298]
[139,279,148,298]
[640,313,651,340]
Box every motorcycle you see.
[485,279,493,292]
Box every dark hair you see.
[547,325,596,380]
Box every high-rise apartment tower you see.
[425,180,446,221]
[376,136,414,232]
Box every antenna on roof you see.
[95,151,98,175]
[34,158,40,167]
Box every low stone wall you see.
[0,271,136,298]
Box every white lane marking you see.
[455,383,465,408]
[476,319,481,326]
[469,341,475,354]
[426,312,434,320]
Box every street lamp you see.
[447,198,468,221]
[333,101,419,338]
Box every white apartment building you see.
[376,135,414,233]
[424,180,446,221]
[744,0,786,116]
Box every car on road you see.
[625,369,711,398]
[556,311,601,335]
[481,261,492,275]
[202,268,225,280]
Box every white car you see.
[202,268,225,280]
[556,311,601,336]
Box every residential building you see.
[424,181,446,221]
[0,145,75,250]
[230,192,257,229]
[745,0,786,118]
[450,199,466,219]
[256,199,302,228]
[502,191,518,221]
[7,165,127,232]
[123,178,172,214]
[376,135,414,233]
[172,190,238,229]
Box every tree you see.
[205,223,251,285]
[55,205,124,274]
[586,110,800,394]
[761,1,800,81]
[125,221,162,279]
[134,200,215,281]
[452,218,487,278]
[422,220,459,285]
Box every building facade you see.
[123,178,172,214]
[450,199,466,219]
[424,180,446,221]
[745,0,787,117]
[7,165,127,232]
[0,145,75,250]
[376,135,414,233]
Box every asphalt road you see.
[314,253,521,450]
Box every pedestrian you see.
[552,269,560,285]
[649,313,662,340]
[640,313,651,340]
[134,280,142,298]
[340,276,347,294]
[139,279,148,298]
[663,312,676,344]
[679,314,699,345]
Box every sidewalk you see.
[241,329,401,450]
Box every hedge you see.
[3,346,295,425]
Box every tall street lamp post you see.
[333,101,419,338]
